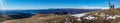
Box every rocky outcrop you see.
[79,9,120,23]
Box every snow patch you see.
[106,15,120,19]
[71,13,88,21]
[71,13,88,17]
[85,16,96,20]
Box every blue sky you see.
[0,0,120,10]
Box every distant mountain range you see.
[0,9,99,19]
[0,9,99,14]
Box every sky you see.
[0,0,120,10]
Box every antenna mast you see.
[109,0,111,8]
[109,0,114,9]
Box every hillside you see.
[86,8,120,15]
[0,9,99,20]
[0,9,120,23]
[0,15,14,22]
[2,14,79,23]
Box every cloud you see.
[79,6,109,9]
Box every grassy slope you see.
[2,14,79,23]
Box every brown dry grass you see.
[2,14,79,23]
